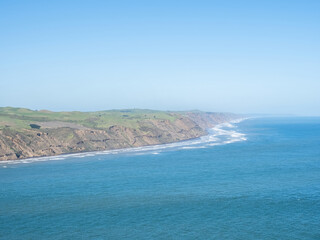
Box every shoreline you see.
[0,118,249,165]
[0,135,205,164]
[0,133,208,164]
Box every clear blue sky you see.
[1,0,319,115]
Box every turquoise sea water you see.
[1,117,320,239]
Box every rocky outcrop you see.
[0,112,238,161]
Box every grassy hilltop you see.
[0,107,178,131]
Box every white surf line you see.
[0,118,249,166]
[205,118,248,146]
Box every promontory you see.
[0,107,239,161]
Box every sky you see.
[1,0,319,115]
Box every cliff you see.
[0,108,239,161]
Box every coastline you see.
[0,118,248,165]
[0,134,205,165]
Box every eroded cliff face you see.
[0,112,239,161]
[0,116,207,161]
[185,112,239,129]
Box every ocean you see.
[1,117,320,239]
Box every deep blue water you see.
[1,117,320,239]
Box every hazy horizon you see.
[1,1,319,115]
[1,105,318,118]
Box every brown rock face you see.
[0,116,202,161]
[185,112,239,129]
[0,112,239,161]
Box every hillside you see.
[0,107,239,161]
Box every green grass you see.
[0,107,178,131]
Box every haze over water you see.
[1,117,319,239]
